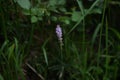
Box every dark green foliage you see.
[0,0,120,80]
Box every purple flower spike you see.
[56,25,63,46]
[56,25,62,41]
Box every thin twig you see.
[26,63,45,80]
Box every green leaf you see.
[31,16,38,23]
[37,8,45,16]
[71,11,81,22]
[59,7,66,12]
[16,0,31,10]
[57,0,66,5]
[49,0,57,6]
[51,16,57,21]
[59,16,70,24]
[22,9,31,15]
[48,0,65,6]
[31,8,38,15]
[64,19,70,24]
[0,75,4,80]
[13,0,17,2]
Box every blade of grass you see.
[0,40,9,51]
[42,38,50,66]
[97,0,107,79]
[77,0,85,15]
[91,23,102,45]
[103,16,109,80]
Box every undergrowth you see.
[0,0,120,80]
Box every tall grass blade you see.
[42,38,49,66]
[91,23,102,45]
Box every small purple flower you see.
[56,25,62,41]
[56,25,63,46]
